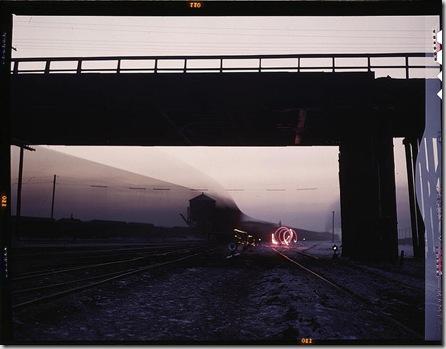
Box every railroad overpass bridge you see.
[9,53,441,262]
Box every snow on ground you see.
[13,245,424,343]
[294,240,423,285]
[295,240,414,258]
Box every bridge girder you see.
[11,72,425,146]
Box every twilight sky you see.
[10,15,439,233]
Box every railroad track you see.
[272,247,424,339]
[12,248,192,280]
[292,245,423,292]
[11,241,207,274]
[13,241,206,258]
[11,247,211,310]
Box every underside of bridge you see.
[10,72,428,262]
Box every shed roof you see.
[190,193,216,203]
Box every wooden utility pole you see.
[15,143,35,240]
[50,174,57,219]
[332,211,335,243]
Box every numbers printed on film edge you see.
[0,193,8,279]
[0,193,7,209]
[188,1,203,9]
[1,32,7,66]
[300,338,314,345]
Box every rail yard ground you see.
[11,241,424,344]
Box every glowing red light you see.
[273,226,297,245]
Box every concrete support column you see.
[374,120,399,262]
[339,133,379,260]
[339,120,398,262]
[403,137,420,258]
[411,138,425,258]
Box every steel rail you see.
[12,268,132,295]
[294,248,320,260]
[12,250,206,310]
[273,248,423,339]
[273,248,341,290]
[288,246,423,291]
[13,248,198,294]
[12,248,192,280]
[13,241,206,257]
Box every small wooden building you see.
[188,193,216,233]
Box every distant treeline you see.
[11,216,195,241]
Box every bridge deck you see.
[11,71,426,146]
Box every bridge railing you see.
[10,52,438,79]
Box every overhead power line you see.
[12,23,434,40]
[14,19,432,33]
